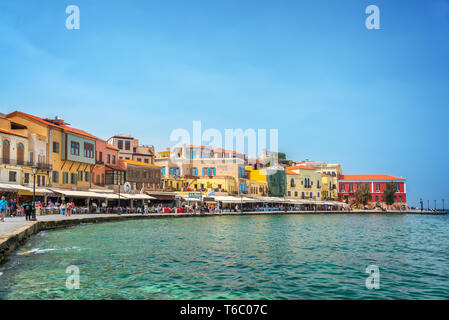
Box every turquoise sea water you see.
[0,214,448,300]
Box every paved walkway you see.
[0,214,130,238]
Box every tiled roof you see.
[288,165,315,170]
[123,159,159,168]
[0,128,28,138]
[106,144,119,150]
[214,148,244,155]
[6,111,104,142]
[339,175,406,181]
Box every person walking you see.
[60,202,66,216]
[0,196,7,222]
[10,198,17,217]
[23,203,33,221]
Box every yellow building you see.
[246,166,269,197]
[285,166,322,200]
[1,116,30,186]
[296,160,341,200]
[6,111,100,191]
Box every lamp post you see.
[118,180,121,215]
[31,165,38,221]
[420,198,423,212]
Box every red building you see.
[338,174,406,204]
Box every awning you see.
[48,188,109,198]
[146,192,176,201]
[0,183,32,191]
[122,193,155,200]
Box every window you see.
[99,151,103,162]
[341,184,345,192]
[191,167,198,176]
[9,171,16,182]
[2,139,10,163]
[41,176,46,186]
[288,191,291,196]
[161,167,166,175]
[144,159,149,164]
[290,178,295,187]
[118,140,123,149]
[85,171,90,182]
[375,196,379,202]
[349,184,353,192]
[71,141,80,156]
[125,141,130,150]
[70,173,77,184]
[317,180,321,188]
[37,175,41,186]
[366,184,370,191]
[53,142,59,153]
[29,151,34,164]
[396,184,400,191]
[295,191,298,197]
[376,184,380,191]
[399,196,403,202]
[52,171,59,183]
[84,143,94,158]
[78,171,83,182]
[63,172,69,184]
[112,155,116,164]
[24,173,30,184]
[107,154,111,164]
[137,158,142,162]
[16,142,25,165]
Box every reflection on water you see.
[0,214,448,299]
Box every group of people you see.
[0,196,35,221]
[0,196,81,221]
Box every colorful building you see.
[285,166,322,200]
[338,174,407,204]
[6,112,100,191]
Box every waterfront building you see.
[6,112,100,192]
[122,159,162,192]
[338,174,407,205]
[295,160,342,200]
[2,113,54,202]
[104,144,126,187]
[0,115,31,190]
[155,145,249,196]
[92,141,125,188]
[285,166,322,200]
[107,135,155,164]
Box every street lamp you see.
[117,180,121,215]
[31,165,38,221]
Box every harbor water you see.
[0,214,448,299]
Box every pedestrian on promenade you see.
[60,202,66,216]
[22,203,32,221]
[0,196,7,222]
[10,198,17,216]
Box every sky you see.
[0,0,448,207]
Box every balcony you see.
[0,158,52,170]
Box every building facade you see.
[338,174,407,204]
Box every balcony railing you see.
[0,158,52,170]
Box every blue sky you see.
[1,0,448,207]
